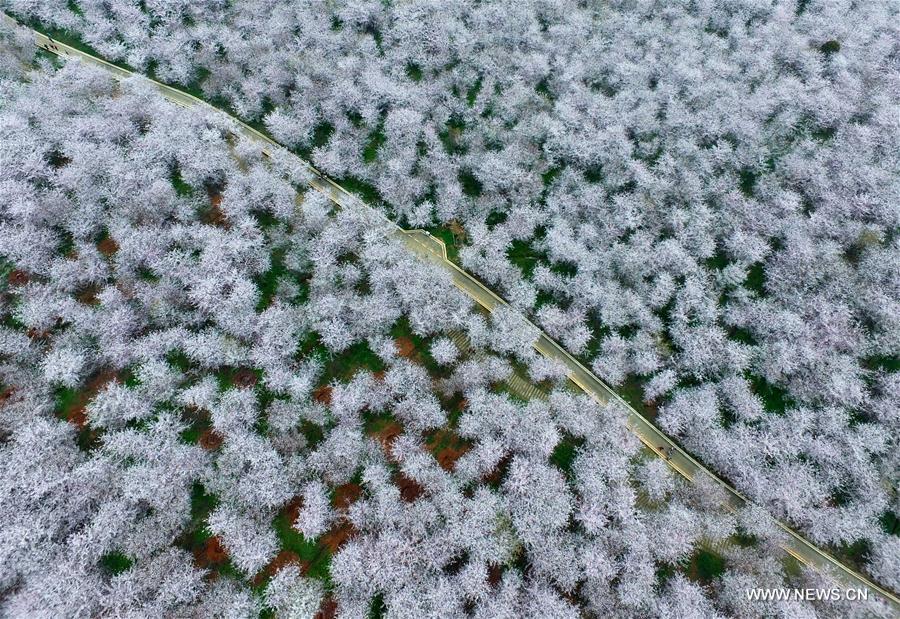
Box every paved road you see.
[5,13,897,611]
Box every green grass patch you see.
[747,373,793,415]
[686,548,727,585]
[363,117,386,164]
[170,167,193,197]
[507,239,547,279]
[52,385,80,419]
[738,169,757,198]
[99,551,133,576]
[273,508,332,582]
[820,40,840,56]
[321,341,384,384]
[879,511,899,536]
[466,77,482,106]
[616,376,656,420]
[337,176,383,207]
[405,63,422,82]
[745,262,765,295]
[255,248,287,311]
[179,482,218,551]
[550,436,583,482]
[425,226,460,263]
[534,77,553,100]
[459,170,482,197]
[439,116,466,155]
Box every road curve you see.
[4,12,897,612]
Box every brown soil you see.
[426,429,471,472]
[394,336,415,358]
[0,387,15,405]
[232,367,258,389]
[313,385,333,406]
[457,398,469,412]
[321,520,357,553]
[372,370,386,382]
[435,443,471,472]
[332,483,362,511]
[194,536,229,569]
[198,428,224,451]
[395,472,425,503]
[251,550,305,587]
[26,327,50,340]
[97,237,119,256]
[488,564,503,588]
[68,406,89,430]
[448,219,467,241]
[75,284,101,306]
[369,421,403,460]
[282,496,304,527]
[315,597,338,619]
[7,269,28,287]
[203,190,229,228]
[62,370,120,430]
[482,453,512,486]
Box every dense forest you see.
[0,0,898,616]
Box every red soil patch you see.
[7,269,28,287]
[332,483,362,511]
[68,406,89,430]
[394,336,415,358]
[435,443,471,472]
[97,237,119,256]
[394,472,425,503]
[194,536,229,569]
[282,496,304,526]
[426,429,472,472]
[251,550,306,587]
[488,564,503,588]
[199,428,224,451]
[321,520,357,553]
[315,597,338,619]
[369,421,403,460]
[232,367,258,389]
[313,385,333,406]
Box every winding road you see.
[4,13,897,612]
